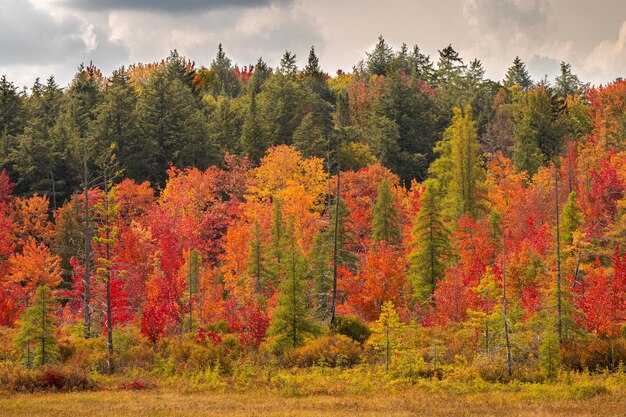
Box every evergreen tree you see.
[512,86,561,175]
[185,249,201,331]
[561,191,583,247]
[304,46,321,77]
[539,331,562,380]
[135,68,216,184]
[554,61,583,98]
[375,71,437,182]
[371,178,402,246]
[269,218,318,350]
[292,112,327,158]
[408,185,450,301]
[366,35,393,76]
[91,68,139,177]
[209,43,242,97]
[309,230,332,320]
[269,199,287,284]
[436,44,465,84]
[14,285,58,368]
[409,45,435,81]
[208,96,244,155]
[0,74,25,140]
[446,106,484,217]
[10,76,64,198]
[248,57,271,94]
[504,56,533,90]
[279,51,297,77]
[247,220,270,295]
[241,93,266,163]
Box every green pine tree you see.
[408,184,451,301]
[14,285,58,368]
[371,178,402,246]
[247,220,270,295]
[269,218,319,351]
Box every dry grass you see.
[0,387,624,417]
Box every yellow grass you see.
[1,387,625,417]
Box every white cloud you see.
[585,20,626,82]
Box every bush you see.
[0,363,94,392]
[286,335,362,367]
[561,338,626,371]
[331,315,371,345]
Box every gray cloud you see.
[60,0,293,13]
[0,0,129,85]
[1,0,625,87]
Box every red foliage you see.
[224,296,270,350]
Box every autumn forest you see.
[0,37,625,413]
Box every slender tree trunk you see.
[104,172,113,374]
[50,171,57,211]
[330,168,340,325]
[292,249,297,349]
[41,290,46,366]
[83,158,91,339]
[502,228,513,377]
[385,324,390,372]
[555,167,563,342]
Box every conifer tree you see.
[269,218,318,350]
[269,199,286,284]
[14,285,58,368]
[279,51,297,77]
[366,35,393,76]
[241,92,266,163]
[408,184,450,301]
[371,178,402,246]
[504,56,533,90]
[247,220,270,295]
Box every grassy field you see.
[1,387,625,417]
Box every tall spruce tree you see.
[14,285,58,368]
[269,218,318,350]
[371,178,402,246]
[408,184,450,301]
[504,56,533,90]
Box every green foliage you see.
[512,86,562,175]
[241,93,266,163]
[371,178,401,246]
[135,67,217,184]
[408,184,450,301]
[14,286,58,368]
[504,56,533,90]
[330,315,372,345]
[539,332,562,380]
[269,218,319,352]
[431,105,484,218]
[366,35,393,76]
[247,220,271,295]
[561,192,583,247]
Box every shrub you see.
[0,363,93,392]
[562,338,626,371]
[331,315,371,345]
[286,335,362,367]
[118,378,157,390]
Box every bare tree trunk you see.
[83,158,91,339]
[104,170,113,374]
[330,168,340,325]
[555,167,563,342]
[502,228,512,377]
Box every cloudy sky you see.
[1,0,625,88]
